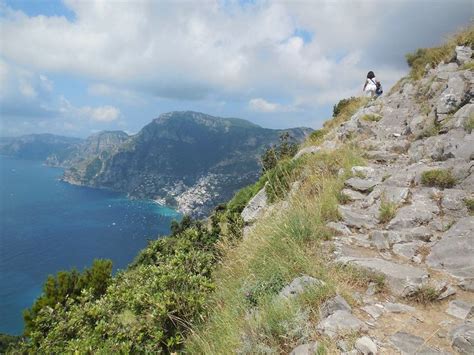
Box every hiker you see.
[363,71,383,98]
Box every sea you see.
[0,155,180,335]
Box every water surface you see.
[0,156,179,334]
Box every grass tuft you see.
[463,114,474,133]
[407,285,440,304]
[361,114,382,122]
[379,199,398,224]
[421,169,456,188]
[465,198,474,215]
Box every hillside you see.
[61,111,312,217]
[9,28,473,354]
[0,134,82,161]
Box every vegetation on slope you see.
[405,26,473,80]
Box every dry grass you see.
[406,25,474,80]
[185,147,375,354]
[379,199,398,224]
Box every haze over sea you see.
[0,155,179,335]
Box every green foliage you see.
[465,198,474,215]
[242,273,286,307]
[406,26,474,79]
[265,157,306,203]
[261,132,298,172]
[421,169,456,188]
[361,114,382,122]
[19,215,221,353]
[0,334,22,353]
[23,259,113,337]
[333,97,357,117]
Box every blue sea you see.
[0,156,180,335]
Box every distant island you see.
[0,111,311,217]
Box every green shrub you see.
[333,97,357,117]
[361,114,382,122]
[421,169,456,188]
[407,285,440,304]
[261,132,299,172]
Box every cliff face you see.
[62,111,311,216]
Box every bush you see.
[421,169,456,188]
[261,132,298,172]
[333,97,357,117]
[265,157,306,203]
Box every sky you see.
[0,0,472,138]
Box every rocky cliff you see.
[236,44,473,354]
[62,111,311,217]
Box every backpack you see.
[372,79,383,96]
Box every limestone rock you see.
[241,188,267,223]
[319,294,351,319]
[456,46,473,65]
[339,257,428,296]
[387,195,438,230]
[450,322,474,354]
[361,304,384,319]
[317,310,367,338]
[355,336,377,355]
[426,217,474,278]
[326,221,352,236]
[289,342,320,355]
[279,276,325,299]
[392,241,425,260]
[345,177,379,192]
[436,73,467,115]
[390,331,440,354]
[338,206,377,229]
[446,300,473,320]
[341,188,366,201]
[293,146,321,160]
[383,302,416,314]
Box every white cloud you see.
[0,0,471,133]
[249,98,280,112]
[59,97,120,122]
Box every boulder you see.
[279,276,325,299]
[392,241,425,260]
[380,186,410,205]
[441,189,468,217]
[451,103,474,129]
[450,322,474,354]
[319,294,351,319]
[383,302,416,314]
[456,46,473,66]
[436,73,467,115]
[426,217,474,278]
[355,336,377,355]
[241,188,267,223]
[361,304,384,319]
[317,310,367,338]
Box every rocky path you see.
[293,47,474,354]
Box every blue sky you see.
[0,0,472,137]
